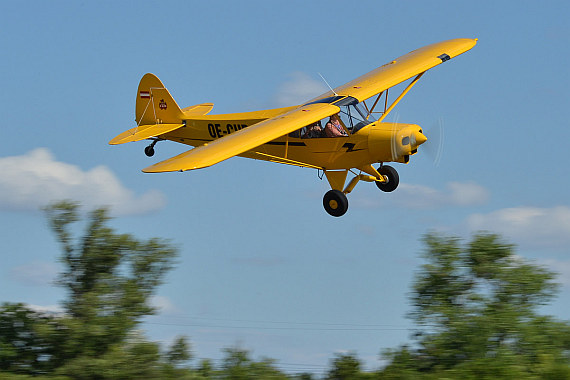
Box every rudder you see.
[136,73,183,125]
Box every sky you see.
[1,0,570,375]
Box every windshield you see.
[303,95,346,106]
[299,96,376,135]
[338,102,375,133]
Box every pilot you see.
[302,121,323,138]
[324,114,348,137]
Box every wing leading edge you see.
[142,102,341,173]
[308,38,477,103]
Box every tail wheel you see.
[323,190,349,217]
[376,165,399,192]
[144,145,155,157]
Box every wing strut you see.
[376,72,425,123]
[363,91,384,120]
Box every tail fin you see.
[136,73,183,125]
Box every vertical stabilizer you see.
[136,73,183,125]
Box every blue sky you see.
[1,0,569,374]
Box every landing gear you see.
[323,190,349,217]
[144,139,161,157]
[376,165,399,192]
[321,165,399,216]
[144,145,155,157]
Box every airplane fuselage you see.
[161,110,425,170]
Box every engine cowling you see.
[367,122,427,163]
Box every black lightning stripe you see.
[342,143,363,152]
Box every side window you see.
[288,129,302,138]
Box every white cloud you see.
[10,261,59,286]
[150,295,178,315]
[352,181,489,209]
[0,148,165,215]
[446,182,490,206]
[273,72,328,107]
[467,206,570,248]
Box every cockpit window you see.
[303,95,346,106]
[338,101,375,133]
[332,96,358,107]
[291,96,377,137]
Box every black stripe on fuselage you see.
[265,141,307,146]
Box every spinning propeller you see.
[422,117,445,166]
[388,112,444,166]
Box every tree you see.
[0,303,66,375]
[219,346,289,380]
[166,336,192,366]
[0,201,180,378]
[326,352,376,380]
[379,232,570,379]
[326,352,362,380]
[196,358,213,378]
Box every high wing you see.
[308,38,477,103]
[143,102,340,173]
[142,38,476,173]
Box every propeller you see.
[421,117,445,166]
[390,112,401,162]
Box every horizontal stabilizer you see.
[182,103,214,116]
[109,123,184,145]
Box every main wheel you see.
[144,145,155,157]
[375,165,399,192]
[323,190,349,217]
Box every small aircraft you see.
[110,38,476,216]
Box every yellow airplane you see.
[110,38,477,216]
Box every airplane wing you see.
[307,38,477,103]
[142,38,476,173]
[142,102,340,173]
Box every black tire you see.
[323,190,349,217]
[144,146,155,157]
[375,165,399,192]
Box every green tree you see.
[0,303,67,375]
[45,201,179,378]
[0,201,181,379]
[196,358,213,378]
[326,352,375,380]
[166,336,192,366]
[380,232,570,379]
[219,346,289,379]
[326,352,361,380]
